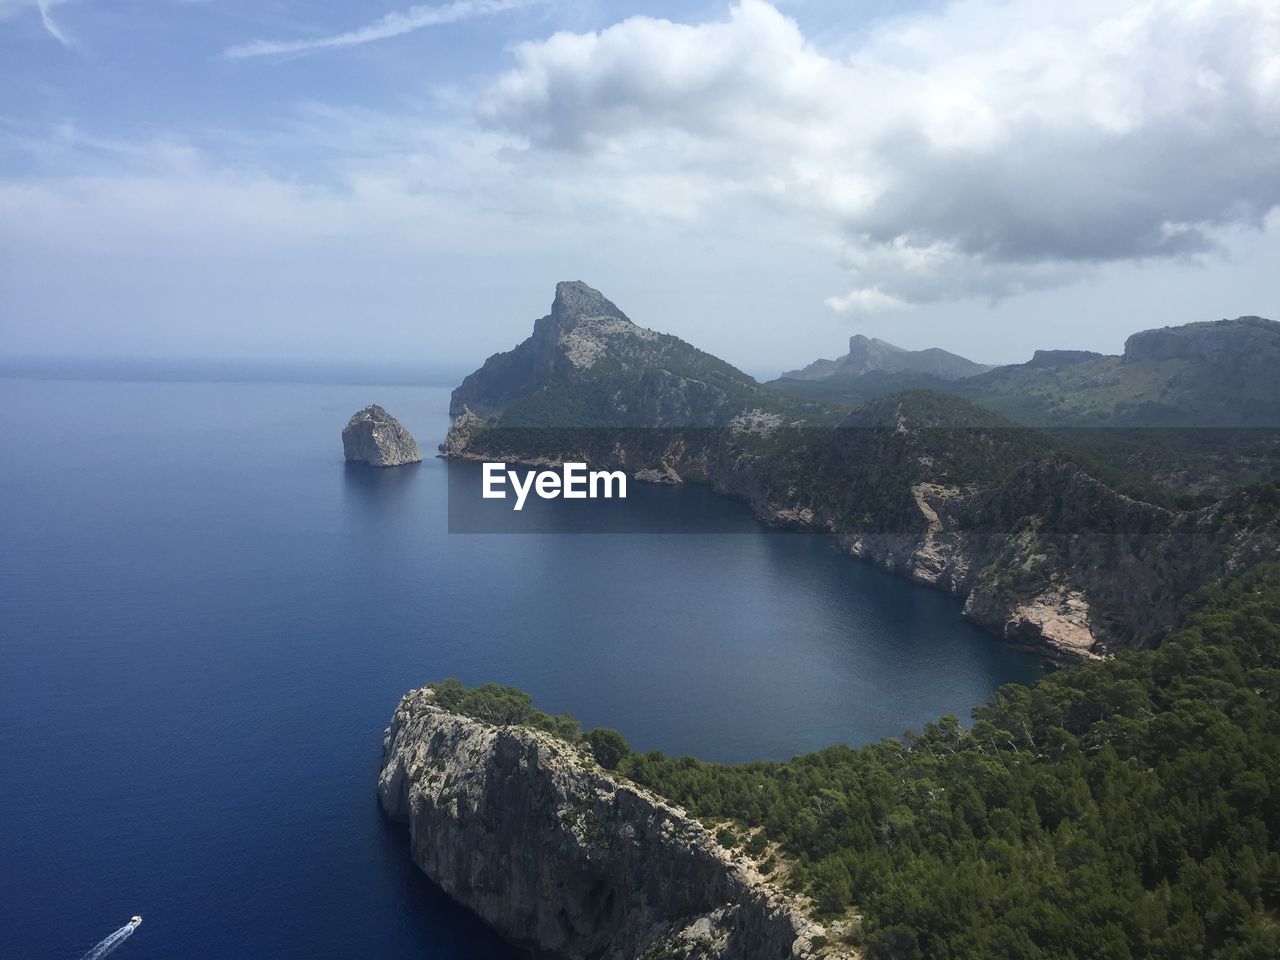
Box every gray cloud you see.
[477,0,1280,312]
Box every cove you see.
[0,377,1043,960]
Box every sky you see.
[1,0,1278,378]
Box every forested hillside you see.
[431,555,1280,958]
[620,561,1280,958]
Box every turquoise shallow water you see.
[0,377,1042,959]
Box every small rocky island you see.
[342,404,422,466]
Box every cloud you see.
[0,0,71,45]
[37,0,68,45]
[221,0,531,60]
[0,121,602,259]
[824,288,910,317]
[477,0,1280,314]
[6,0,1280,352]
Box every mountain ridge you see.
[778,334,991,382]
[771,315,1280,428]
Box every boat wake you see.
[82,917,141,960]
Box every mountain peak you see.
[550,281,630,327]
[449,282,774,424]
[781,335,988,382]
[848,334,905,356]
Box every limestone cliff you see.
[378,687,828,960]
[342,404,422,466]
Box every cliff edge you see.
[378,686,828,960]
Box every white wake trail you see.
[81,921,137,960]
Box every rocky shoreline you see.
[433,283,1280,662]
[378,686,830,959]
[440,418,1278,662]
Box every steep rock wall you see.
[378,688,826,960]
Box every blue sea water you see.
[0,378,1043,959]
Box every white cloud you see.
[37,0,68,46]
[477,0,1280,314]
[5,0,1279,356]
[0,121,616,259]
[221,0,532,60]
[824,288,910,317]
[0,0,71,45]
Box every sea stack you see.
[342,405,422,466]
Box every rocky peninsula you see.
[378,686,829,960]
[439,283,1280,660]
[342,404,422,466]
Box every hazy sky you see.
[2,0,1278,376]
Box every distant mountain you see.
[956,316,1280,427]
[778,334,992,382]
[1025,349,1106,367]
[763,368,956,407]
[772,316,1280,428]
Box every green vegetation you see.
[425,679,632,771]
[621,565,1280,958]
[433,565,1280,958]
[586,727,632,770]
[427,678,582,741]
[470,382,1237,514]
[770,369,953,408]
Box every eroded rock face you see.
[437,407,482,459]
[447,281,776,426]
[342,405,422,466]
[378,688,824,960]
[449,281,645,418]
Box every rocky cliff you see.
[1122,315,1279,366]
[342,404,422,466]
[828,459,1279,659]
[378,687,828,960]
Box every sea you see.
[0,377,1043,959]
